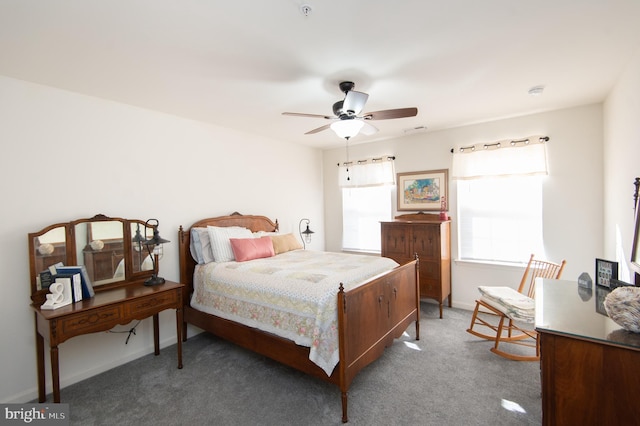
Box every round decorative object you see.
[38,243,55,256]
[604,286,640,333]
[90,239,105,251]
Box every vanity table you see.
[535,279,640,425]
[28,215,184,403]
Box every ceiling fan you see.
[282,81,418,139]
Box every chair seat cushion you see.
[478,286,535,322]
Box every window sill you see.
[454,258,528,270]
[341,249,381,256]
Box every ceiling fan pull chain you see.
[345,139,350,181]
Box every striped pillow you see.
[206,226,253,262]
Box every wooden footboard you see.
[337,259,419,422]
[178,213,420,423]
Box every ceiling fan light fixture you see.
[331,119,364,139]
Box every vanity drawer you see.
[58,305,123,340]
[125,290,179,317]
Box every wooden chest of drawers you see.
[381,217,451,318]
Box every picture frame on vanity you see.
[595,258,618,288]
[397,169,448,211]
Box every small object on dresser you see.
[38,270,55,290]
[604,286,640,333]
[55,273,83,302]
[595,258,618,288]
[439,196,448,220]
[37,261,64,291]
[610,278,635,290]
[41,280,73,310]
[578,272,592,288]
[55,265,95,298]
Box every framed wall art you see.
[397,169,448,211]
[595,258,618,288]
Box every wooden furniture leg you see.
[176,307,183,369]
[341,392,348,423]
[51,345,60,403]
[35,324,45,402]
[153,313,160,356]
[182,319,188,342]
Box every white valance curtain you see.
[338,156,396,188]
[451,136,549,179]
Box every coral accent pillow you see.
[270,233,302,255]
[229,236,275,262]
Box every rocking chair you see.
[466,254,566,361]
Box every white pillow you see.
[207,226,253,262]
[190,227,215,264]
[253,230,279,238]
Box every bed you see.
[178,212,420,423]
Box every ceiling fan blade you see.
[305,123,332,135]
[363,107,418,120]
[343,91,369,115]
[360,121,378,136]
[282,112,333,119]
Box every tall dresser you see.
[381,213,451,318]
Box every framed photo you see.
[595,258,618,288]
[397,169,448,211]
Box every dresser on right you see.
[536,279,640,425]
[381,213,451,318]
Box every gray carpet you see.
[58,303,542,425]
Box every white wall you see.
[0,75,324,403]
[603,46,640,281]
[323,104,604,311]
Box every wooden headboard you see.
[178,212,279,297]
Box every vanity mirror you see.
[29,214,159,305]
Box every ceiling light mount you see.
[528,85,545,96]
[300,4,312,17]
[403,125,428,134]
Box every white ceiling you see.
[2,1,639,149]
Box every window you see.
[339,155,395,253]
[457,175,544,263]
[342,186,392,253]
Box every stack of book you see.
[55,265,95,300]
[39,264,95,309]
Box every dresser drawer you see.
[412,227,441,259]
[421,279,443,299]
[419,260,441,280]
[124,290,179,317]
[381,224,412,258]
[58,305,123,340]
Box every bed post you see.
[415,254,420,340]
[337,283,349,423]
[178,225,194,341]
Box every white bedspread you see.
[191,250,399,375]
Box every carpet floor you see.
[58,302,542,425]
